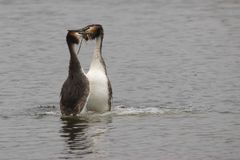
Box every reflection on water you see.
[59,115,112,159]
[60,118,93,158]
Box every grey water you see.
[0,0,240,159]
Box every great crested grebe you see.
[60,30,90,116]
[78,24,112,113]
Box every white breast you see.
[86,69,109,112]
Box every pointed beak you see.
[68,29,85,34]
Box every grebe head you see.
[77,24,104,41]
[66,31,81,44]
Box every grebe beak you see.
[67,29,85,34]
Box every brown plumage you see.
[60,31,89,116]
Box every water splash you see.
[23,104,204,120]
[111,105,166,116]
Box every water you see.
[0,0,240,159]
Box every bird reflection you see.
[60,117,93,157]
[59,115,113,159]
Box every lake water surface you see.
[0,0,240,159]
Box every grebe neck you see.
[90,36,107,73]
[68,43,82,77]
[94,36,103,54]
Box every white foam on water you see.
[111,105,166,116]
[37,105,195,119]
[44,111,60,115]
